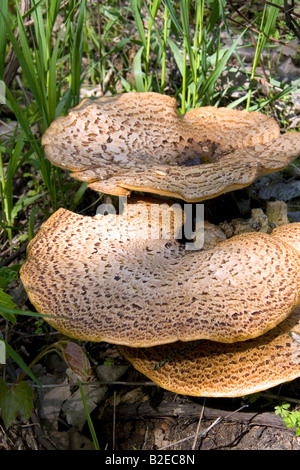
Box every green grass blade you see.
[2,340,41,386]
[246,0,282,110]
[71,0,86,107]
[68,182,87,212]
[198,30,246,104]
[0,134,25,240]
[2,12,38,96]
[28,207,39,241]
[160,4,170,93]
[31,0,47,72]
[5,87,57,209]
[180,0,195,84]
[164,0,183,35]
[167,38,183,76]
[15,8,48,126]
[48,29,64,121]
[130,0,147,49]
[78,380,100,450]
[0,0,8,79]
[133,46,146,91]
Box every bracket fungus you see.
[41,92,300,202]
[21,91,300,398]
[119,304,300,398]
[119,222,300,397]
[20,199,300,348]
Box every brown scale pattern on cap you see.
[41,92,300,202]
[20,200,300,347]
[120,305,300,397]
[271,222,300,256]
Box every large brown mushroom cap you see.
[42,92,300,202]
[120,305,300,398]
[20,199,300,347]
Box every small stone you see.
[62,382,108,431]
[266,201,289,227]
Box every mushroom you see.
[271,222,300,256]
[41,92,300,202]
[118,222,300,398]
[20,198,300,347]
[119,304,300,398]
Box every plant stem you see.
[160,4,169,93]
[0,151,11,243]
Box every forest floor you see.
[1,335,300,450]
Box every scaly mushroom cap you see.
[20,199,300,347]
[42,92,300,202]
[120,305,300,398]
[271,222,300,255]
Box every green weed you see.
[275,402,300,436]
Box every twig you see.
[284,0,300,40]
[192,398,205,450]
[257,0,300,18]
[0,423,15,449]
[159,417,222,450]
[0,242,28,268]
[260,391,300,405]
[226,0,299,50]
[29,411,57,450]
[158,405,249,450]
[18,380,157,389]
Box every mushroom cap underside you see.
[42,92,300,202]
[119,304,300,398]
[20,200,300,347]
